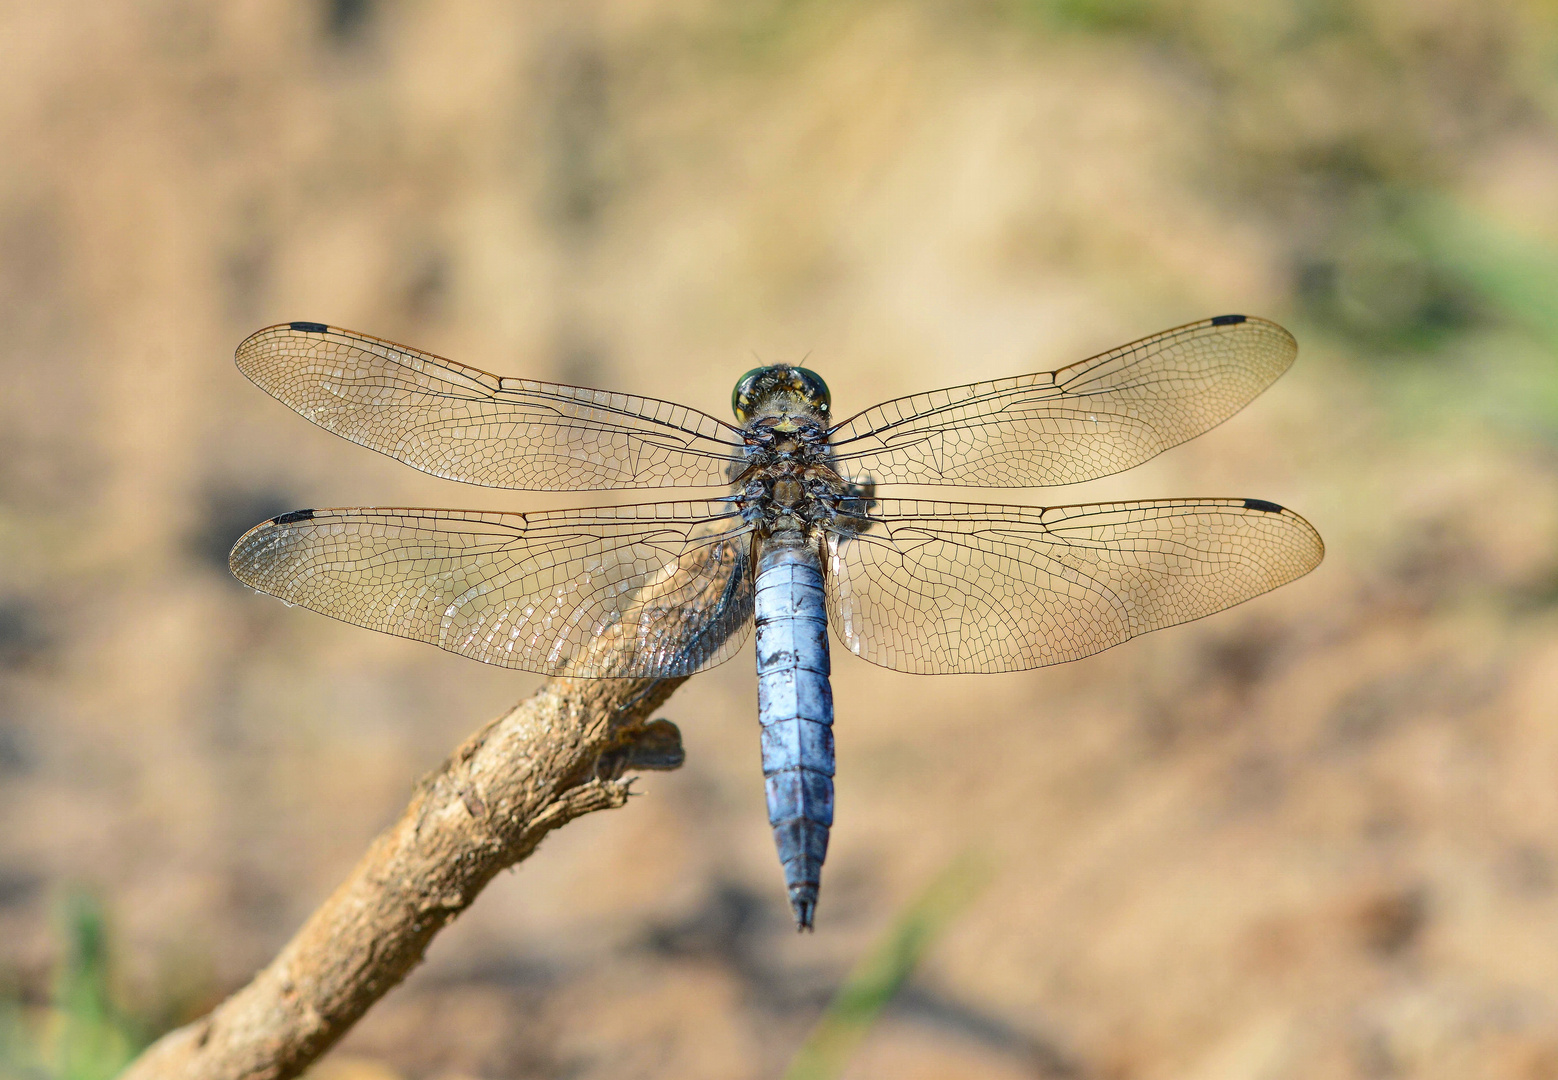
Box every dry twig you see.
[120,674,686,1080]
[122,536,744,1080]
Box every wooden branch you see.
[121,674,688,1080]
[123,536,748,1080]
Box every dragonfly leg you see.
[828,474,878,537]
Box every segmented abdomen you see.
[754,534,834,931]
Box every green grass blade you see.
[782,852,991,1080]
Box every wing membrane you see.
[828,316,1297,487]
[825,498,1323,674]
[236,323,746,491]
[229,502,754,677]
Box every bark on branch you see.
[122,538,745,1080]
[121,674,687,1080]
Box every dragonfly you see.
[229,314,1324,930]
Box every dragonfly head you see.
[732,364,831,425]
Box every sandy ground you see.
[4,2,1558,1077]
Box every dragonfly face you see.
[732,363,831,424]
[229,316,1324,930]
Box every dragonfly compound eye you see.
[733,364,831,423]
[792,367,830,415]
[732,367,767,423]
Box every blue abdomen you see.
[754,534,834,931]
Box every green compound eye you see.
[731,364,831,423]
[732,367,766,422]
[793,367,830,414]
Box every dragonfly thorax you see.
[735,429,875,541]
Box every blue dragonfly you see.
[229,315,1323,930]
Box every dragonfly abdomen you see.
[754,533,835,931]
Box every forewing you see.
[236,323,746,490]
[229,502,754,677]
[828,316,1296,487]
[825,498,1323,674]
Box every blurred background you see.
[3,1,1558,1078]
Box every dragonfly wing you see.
[236,323,747,491]
[230,501,754,678]
[824,498,1323,674]
[828,316,1296,487]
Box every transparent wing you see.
[827,316,1296,487]
[229,502,754,677]
[824,498,1323,674]
[236,323,747,491]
